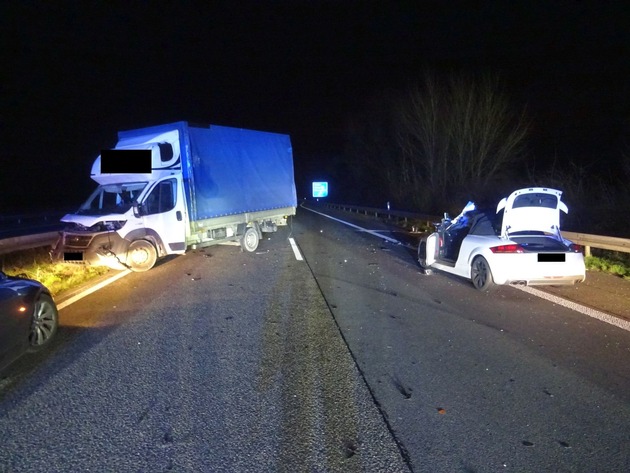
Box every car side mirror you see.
[133,202,143,218]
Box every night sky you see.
[2,1,629,213]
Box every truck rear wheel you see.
[240,226,259,252]
[127,239,157,272]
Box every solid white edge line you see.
[57,270,132,310]
[301,205,406,246]
[516,284,630,332]
[289,237,303,261]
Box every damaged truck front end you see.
[56,219,131,270]
[53,181,161,272]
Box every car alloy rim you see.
[31,299,57,346]
[472,259,488,288]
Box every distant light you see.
[312,181,328,198]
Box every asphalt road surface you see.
[1,203,629,472]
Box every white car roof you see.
[496,187,568,237]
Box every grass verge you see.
[585,249,630,280]
[1,247,111,297]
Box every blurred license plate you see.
[538,253,565,262]
[64,252,83,261]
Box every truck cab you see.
[58,127,188,271]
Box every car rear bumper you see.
[487,252,586,286]
[507,275,586,286]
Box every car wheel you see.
[417,239,432,274]
[127,239,157,272]
[471,256,495,291]
[28,293,59,351]
[417,240,428,267]
[240,226,259,252]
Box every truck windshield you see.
[78,182,148,215]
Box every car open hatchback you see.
[417,187,586,290]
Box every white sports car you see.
[417,187,586,290]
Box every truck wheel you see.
[127,239,157,272]
[471,256,495,291]
[240,227,259,252]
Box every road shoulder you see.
[539,270,630,321]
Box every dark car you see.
[0,271,59,371]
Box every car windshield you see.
[77,182,147,215]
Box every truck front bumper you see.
[57,231,130,270]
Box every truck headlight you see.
[100,221,126,231]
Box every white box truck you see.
[55,121,297,271]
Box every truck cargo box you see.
[116,121,297,222]
[186,124,297,221]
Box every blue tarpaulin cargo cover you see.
[186,124,297,221]
[116,121,296,221]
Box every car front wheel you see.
[28,293,59,351]
[471,256,495,291]
[417,239,432,274]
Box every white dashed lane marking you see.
[289,237,303,261]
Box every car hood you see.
[496,187,568,237]
[0,272,45,295]
[60,212,129,228]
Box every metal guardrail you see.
[321,203,438,226]
[320,202,630,256]
[0,232,60,255]
[0,209,69,255]
[561,232,630,256]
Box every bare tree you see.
[395,72,529,211]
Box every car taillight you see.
[569,244,582,253]
[490,244,524,253]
